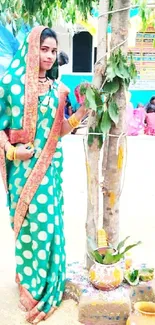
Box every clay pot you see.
[126,301,155,325]
[89,247,124,290]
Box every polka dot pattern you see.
[11,85,21,95]
[5,74,65,314]
[24,267,33,276]
[12,106,20,117]
[37,194,47,204]
[3,74,12,84]
[11,59,20,68]
[38,231,47,241]
[15,67,24,76]
[0,86,4,98]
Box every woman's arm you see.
[60,105,87,137]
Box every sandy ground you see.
[0,134,155,324]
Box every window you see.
[73,31,93,73]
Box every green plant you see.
[88,236,141,265]
[78,49,137,148]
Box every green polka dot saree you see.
[0,26,67,323]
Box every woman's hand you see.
[16,143,34,161]
[75,104,89,120]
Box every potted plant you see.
[88,236,141,291]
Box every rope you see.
[95,39,128,66]
[99,5,139,18]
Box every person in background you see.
[58,51,69,66]
[145,96,155,113]
[64,96,73,119]
[58,51,69,79]
[126,102,145,135]
[144,102,155,135]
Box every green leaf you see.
[94,91,104,110]
[106,65,116,81]
[121,241,142,255]
[102,252,115,264]
[153,39,155,49]
[124,269,139,285]
[117,236,130,253]
[86,87,97,111]
[102,252,123,265]
[100,110,111,134]
[88,135,94,146]
[114,63,129,79]
[98,135,103,149]
[108,101,119,125]
[88,127,94,146]
[91,251,103,264]
[103,78,120,94]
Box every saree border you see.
[8,26,46,145]
[13,91,66,238]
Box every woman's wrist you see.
[5,141,11,152]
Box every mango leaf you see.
[102,252,123,265]
[108,101,119,125]
[121,241,142,255]
[103,78,120,95]
[117,236,130,253]
[91,251,103,264]
[102,252,115,265]
[86,87,97,111]
[100,111,111,134]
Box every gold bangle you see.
[68,114,80,129]
[6,145,15,161]
[13,147,17,160]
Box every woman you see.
[0,26,87,324]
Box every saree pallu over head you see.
[0,26,68,192]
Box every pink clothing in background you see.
[145,112,155,135]
[126,103,146,135]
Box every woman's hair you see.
[150,96,155,104]
[40,28,58,45]
[147,103,155,113]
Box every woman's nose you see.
[47,52,54,60]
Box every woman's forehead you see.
[41,37,57,48]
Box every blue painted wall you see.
[61,74,155,109]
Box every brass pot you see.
[126,301,155,325]
[89,247,124,291]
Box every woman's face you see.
[40,37,57,72]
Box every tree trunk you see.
[86,0,109,268]
[103,0,131,246]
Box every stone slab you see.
[64,262,155,325]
